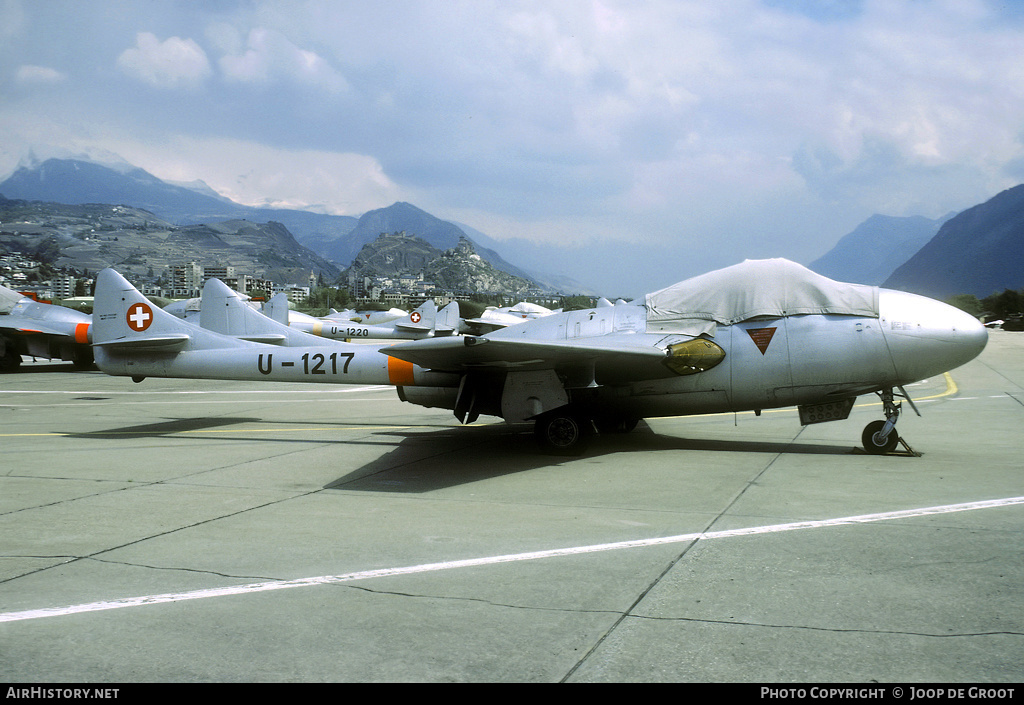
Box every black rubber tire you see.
[535,411,592,455]
[862,420,899,455]
[0,350,22,372]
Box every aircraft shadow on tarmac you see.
[64,415,857,492]
[324,422,859,494]
[64,417,266,440]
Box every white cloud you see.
[116,32,211,89]
[118,138,402,216]
[6,0,1024,292]
[15,65,66,85]
[218,27,347,93]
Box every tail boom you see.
[96,345,456,387]
[91,268,457,388]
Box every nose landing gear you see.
[862,386,921,456]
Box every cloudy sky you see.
[2,0,1024,294]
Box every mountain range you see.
[882,184,1024,300]
[344,232,538,295]
[2,155,1023,299]
[0,196,339,284]
[0,157,577,292]
[808,213,954,286]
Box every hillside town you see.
[1,191,576,311]
[1,251,568,312]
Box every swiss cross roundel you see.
[410,311,421,323]
[126,302,154,332]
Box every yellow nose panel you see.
[663,338,726,376]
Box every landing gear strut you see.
[861,386,921,456]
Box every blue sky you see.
[2,0,1023,294]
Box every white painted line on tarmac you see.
[3,495,1021,625]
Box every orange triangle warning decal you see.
[746,327,777,355]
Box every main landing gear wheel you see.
[535,410,593,456]
[0,349,22,372]
[862,420,899,455]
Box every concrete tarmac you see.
[1,332,1022,683]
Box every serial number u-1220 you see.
[333,327,370,337]
[258,352,355,375]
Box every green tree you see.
[946,294,982,317]
[298,286,354,315]
[981,289,1024,320]
[560,295,596,311]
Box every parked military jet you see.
[461,301,558,334]
[266,294,460,340]
[92,268,457,388]
[198,277,341,347]
[0,285,93,371]
[325,307,409,324]
[91,259,987,455]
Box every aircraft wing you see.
[0,318,77,338]
[392,321,434,333]
[0,298,92,355]
[461,317,508,334]
[383,334,671,381]
[94,333,192,352]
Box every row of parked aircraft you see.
[0,281,559,372]
[1,259,988,454]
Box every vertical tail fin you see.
[264,293,292,326]
[436,302,460,335]
[396,300,437,332]
[92,268,190,350]
[200,278,333,347]
[92,268,253,353]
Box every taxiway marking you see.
[2,495,1021,624]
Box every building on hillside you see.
[171,262,203,297]
[203,266,236,283]
[51,275,77,299]
[284,285,310,303]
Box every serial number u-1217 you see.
[258,352,355,375]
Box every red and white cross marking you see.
[126,302,153,332]
[410,311,421,323]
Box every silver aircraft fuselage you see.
[90,264,987,453]
[385,288,986,421]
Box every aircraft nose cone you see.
[879,289,988,382]
[955,307,989,356]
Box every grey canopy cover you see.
[644,258,879,336]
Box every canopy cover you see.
[645,259,879,336]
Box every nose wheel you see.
[862,419,900,454]
[861,386,921,456]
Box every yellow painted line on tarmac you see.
[1,374,962,436]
